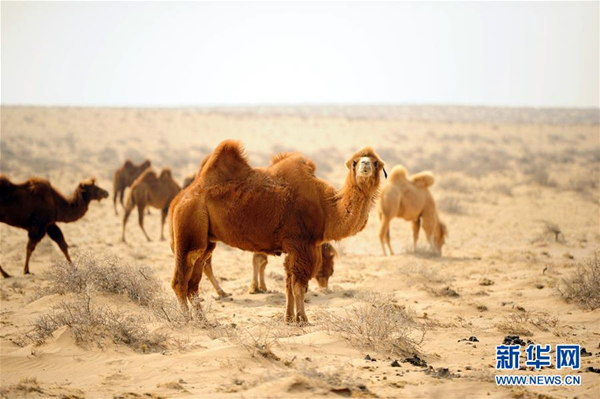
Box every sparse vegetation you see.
[558,253,600,310]
[320,292,425,357]
[496,310,559,336]
[40,252,162,306]
[437,196,465,215]
[22,294,167,352]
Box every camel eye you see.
[374,161,379,168]
[352,160,357,169]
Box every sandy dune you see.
[1,106,599,398]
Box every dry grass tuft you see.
[320,292,425,357]
[22,294,168,352]
[437,196,466,215]
[40,252,162,306]
[496,310,559,336]
[558,253,600,310]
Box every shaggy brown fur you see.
[0,175,109,275]
[122,168,181,243]
[169,140,384,322]
[377,165,447,256]
[248,243,337,294]
[113,160,151,215]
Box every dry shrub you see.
[41,252,162,306]
[526,167,557,188]
[225,322,285,361]
[492,183,513,197]
[558,253,600,310]
[437,176,470,192]
[532,220,565,243]
[320,292,425,357]
[437,196,465,215]
[22,294,167,352]
[496,310,559,336]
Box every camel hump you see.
[410,171,435,188]
[200,140,252,183]
[271,152,317,176]
[159,168,172,180]
[389,165,409,183]
[135,168,158,185]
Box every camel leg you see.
[379,217,393,256]
[411,218,421,252]
[46,224,71,263]
[283,254,296,323]
[259,255,268,291]
[287,245,319,324]
[24,227,45,275]
[113,188,119,216]
[122,205,133,243]
[0,266,11,278]
[203,254,230,298]
[119,188,125,207]
[160,206,168,241]
[249,253,268,294]
[137,203,151,242]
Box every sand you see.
[0,105,598,398]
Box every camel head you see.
[79,178,109,201]
[345,147,386,186]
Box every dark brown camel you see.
[113,160,151,215]
[0,175,109,275]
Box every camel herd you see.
[0,140,447,321]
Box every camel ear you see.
[345,158,357,170]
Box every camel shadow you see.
[407,251,481,263]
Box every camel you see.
[113,159,151,215]
[0,175,109,275]
[377,165,447,257]
[169,140,384,323]
[248,243,337,294]
[182,174,196,189]
[122,168,181,243]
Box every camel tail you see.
[411,171,435,188]
[389,165,409,184]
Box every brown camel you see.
[248,243,337,294]
[122,168,181,243]
[197,243,337,298]
[113,159,151,215]
[169,140,384,322]
[377,165,447,257]
[0,175,109,275]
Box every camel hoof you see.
[294,314,309,326]
[216,291,231,299]
[248,287,265,294]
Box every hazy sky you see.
[1,1,598,108]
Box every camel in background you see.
[377,165,447,257]
[122,168,181,243]
[0,175,109,275]
[169,140,384,322]
[182,174,196,189]
[249,243,337,294]
[113,159,151,215]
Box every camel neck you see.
[324,174,377,242]
[56,188,90,223]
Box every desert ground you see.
[0,105,598,398]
